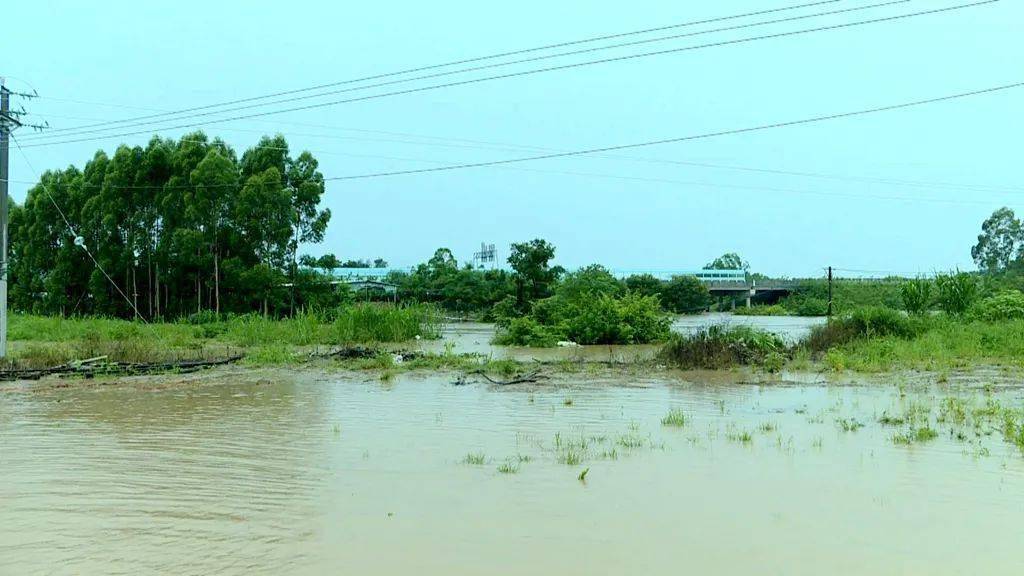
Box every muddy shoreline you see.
[5,359,1023,395]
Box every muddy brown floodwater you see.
[2,371,1023,575]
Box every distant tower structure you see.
[472,242,497,269]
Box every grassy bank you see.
[7,304,441,369]
[658,306,1024,374]
[820,318,1024,372]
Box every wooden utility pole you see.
[827,266,833,318]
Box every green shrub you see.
[661,275,710,314]
[970,291,1024,321]
[803,306,924,353]
[845,306,920,339]
[490,295,520,328]
[733,304,788,316]
[792,297,829,317]
[186,310,222,325]
[935,271,978,316]
[624,274,663,298]
[762,351,786,373]
[564,293,670,345]
[899,278,932,315]
[782,280,901,315]
[611,292,672,344]
[557,265,624,301]
[492,317,559,347]
[659,325,785,369]
[494,289,670,346]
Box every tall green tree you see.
[508,238,561,306]
[661,275,710,314]
[188,148,237,315]
[971,207,1022,273]
[285,150,329,314]
[10,131,333,320]
[704,252,749,271]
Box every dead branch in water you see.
[0,355,244,381]
[471,368,546,386]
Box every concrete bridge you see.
[702,279,799,307]
[608,269,798,305]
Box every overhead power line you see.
[23,0,908,143]
[34,0,842,136]
[19,0,996,149]
[40,99,1019,193]
[7,123,1023,198]
[325,81,1024,180]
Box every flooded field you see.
[672,311,827,342]
[2,370,1023,575]
[425,313,826,360]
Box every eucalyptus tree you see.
[10,131,332,319]
[971,207,1022,273]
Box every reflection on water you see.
[671,311,827,342]
[2,374,1022,575]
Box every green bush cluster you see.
[496,292,670,346]
[970,290,1024,321]
[779,279,902,316]
[803,306,925,353]
[494,269,671,346]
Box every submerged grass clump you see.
[726,429,753,444]
[838,418,865,432]
[559,448,584,466]
[893,426,939,445]
[497,462,519,474]
[661,408,688,427]
[463,452,486,465]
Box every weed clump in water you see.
[658,325,785,369]
[661,408,688,427]
[463,452,486,465]
[893,426,939,445]
[497,462,519,474]
[838,418,865,432]
[726,429,753,444]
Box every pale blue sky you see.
[3,0,1021,277]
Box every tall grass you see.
[6,304,441,368]
[803,306,926,353]
[899,278,932,315]
[818,318,1024,372]
[935,271,978,316]
[194,303,439,346]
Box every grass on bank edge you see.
[5,305,441,369]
